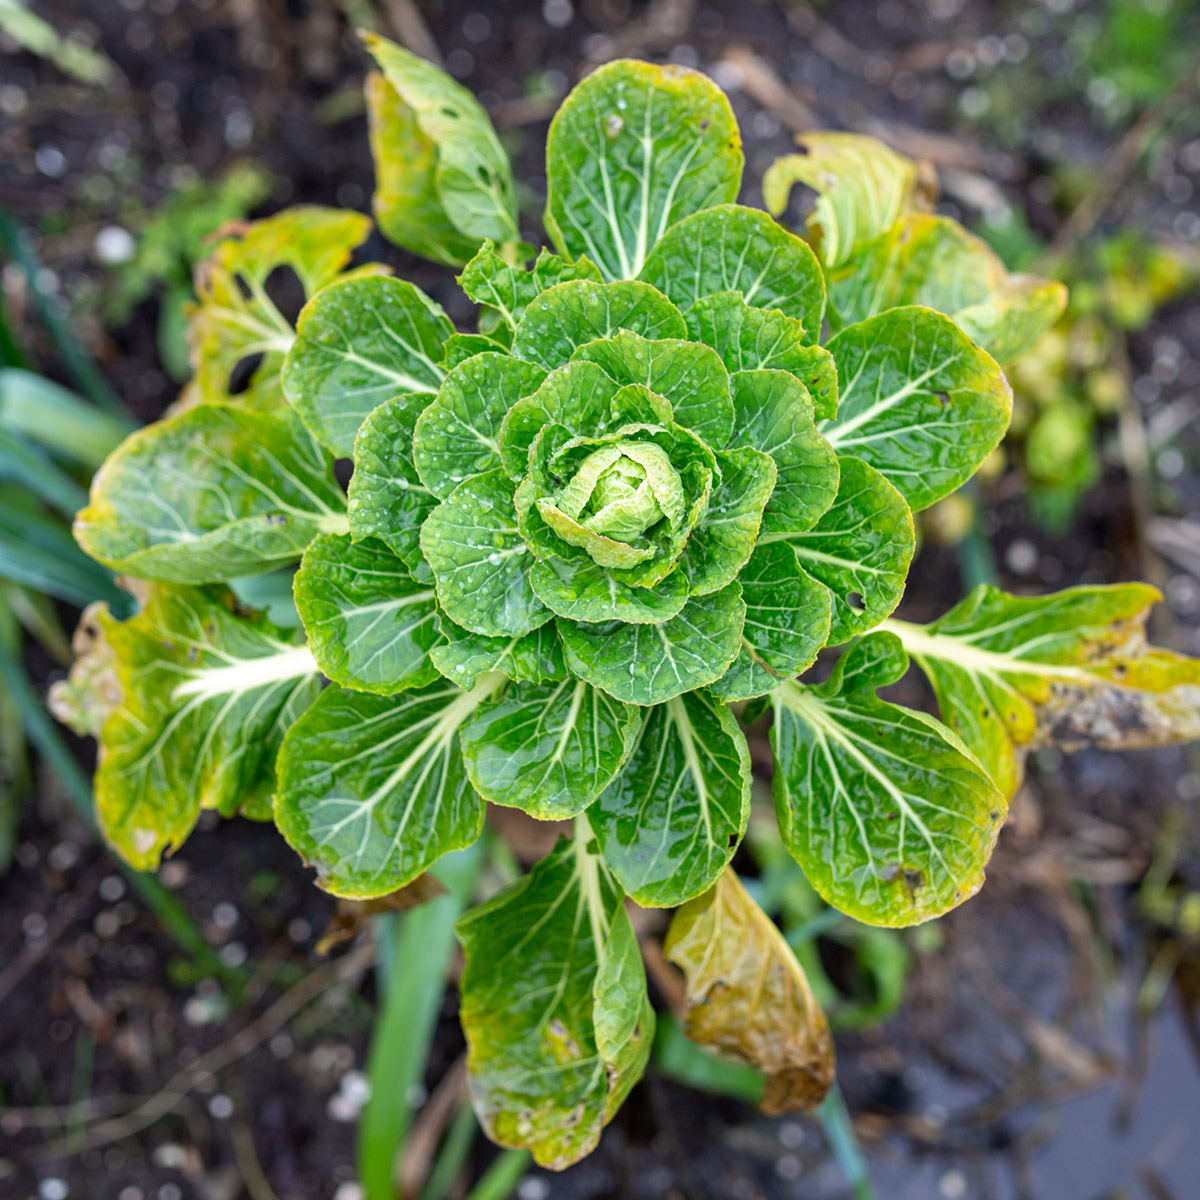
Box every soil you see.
[3,2,1200,1199]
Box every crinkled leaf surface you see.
[544,59,742,281]
[294,533,439,694]
[822,306,1012,511]
[460,678,642,819]
[457,836,654,1169]
[75,405,346,584]
[440,333,507,367]
[640,204,825,331]
[590,688,751,906]
[283,275,452,456]
[665,868,835,1113]
[559,581,745,705]
[274,677,500,898]
[886,583,1200,799]
[529,554,691,625]
[770,633,1006,926]
[430,618,565,690]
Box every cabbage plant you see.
[53,38,1200,1170]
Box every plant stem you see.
[463,1150,531,1200]
[816,1082,876,1200]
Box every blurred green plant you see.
[0,0,115,85]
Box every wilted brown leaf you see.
[315,873,446,954]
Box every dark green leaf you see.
[458,241,603,332]
[430,617,566,690]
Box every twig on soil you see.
[376,0,443,66]
[398,1055,467,1200]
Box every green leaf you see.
[762,132,926,268]
[769,455,914,646]
[75,405,346,584]
[639,204,825,331]
[347,391,438,582]
[589,690,751,905]
[529,554,690,624]
[294,533,440,695]
[413,353,546,498]
[770,633,1006,926]
[439,332,507,368]
[283,275,453,457]
[460,679,642,819]
[430,617,565,690]
[822,307,1012,511]
[458,241,604,333]
[274,676,501,898]
[420,468,551,637]
[678,446,776,595]
[710,542,832,703]
[457,835,654,1168]
[544,58,742,282]
[510,279,686,371]
[571,329,734,448]
[58,585,320,870]
[364,34,519,261]
[559,582,745,706]
[826,213,1066,362]
[685,293,837,417]
[885,583,1200,800]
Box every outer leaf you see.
[770,633,1006,926]
[274,677,501,898]
[529,555,690,624]
[589,689,751,906]
[420,468,551,637]
[571,330,734,448]
[457,836,654,1168]
[822,306,1012,511]
[294,534,439,694]
[348,391,438,581]
[510,279,687,371]
[762,132,927,268]
[710,542,832,703]
[75,405,346,584]
[460,679,642,819]
[364,34,519,255]
[665,868,835,1113]
[685,293,837,417]
[56,586,320,870]
[559,581,746,705]
[283,275,452,456]
[767,455,914,646]
[544,59,742,281]
[413,353,546,498]
[886,583,1200,799]
[430,617,565,690]
[827,213,1066,363]
[640,204,825,331]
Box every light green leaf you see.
[54,586,320,870]
[413,353,546,498]
[75,405,346,584]
[457,835,653,1169]
[347,391,438,582]
[762,132,926,268]
[685,293,837,417]
[420,468,551,637]
[364,34,518,260]
[571,329,734,448]
[510,279,687,371]
[559,581,745,705]
[460,678,642,818]
[590,689,751,905]
[826,212,1066,364]
[885,583,1200,800]
[283,275,452,456]
[430,617,566,690]
[769,455,914,646]
[770,633,1006,926]
[458,241,604,332]
[639,204,825,331]
[544,58,742,281]
[274,676,501,898]
[293,534,440,695]
[822,306,1012,511]
[678,446,776,595]
[439,332,508,368]
[710,542,832,703]
[529,554,690,624]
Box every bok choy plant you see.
[51,38,1200,1169]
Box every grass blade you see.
[464,1150,531,1200]
[0,368,132,467]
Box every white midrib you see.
[823,362,948,445]
[667,696,713,846]
[547,681,586,771]
[574,812,608,955]
[173,645,319,701]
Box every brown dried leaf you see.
[315,873,446,954]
